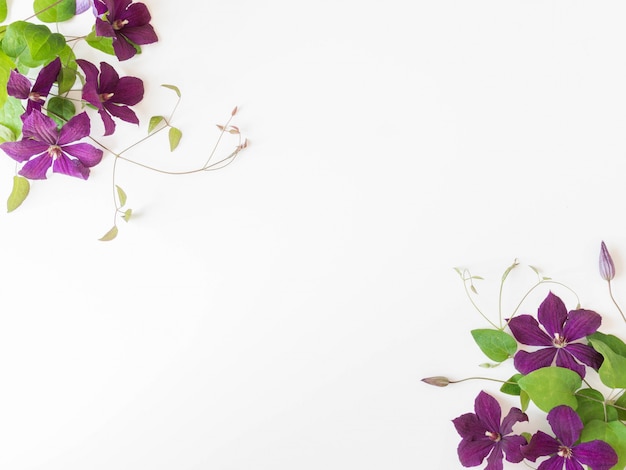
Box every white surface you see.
[1,1,626,469]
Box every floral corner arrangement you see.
[422,242,626,470]
[0,0,247,240]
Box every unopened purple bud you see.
[600,241,615,281]
[421,376,450,387]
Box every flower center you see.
[28,91,42,103]
[557,445,573,459]
[47,145,62,160]
[553,333,567,348]
[485,431,501,442]
[99,92,114,102]
[112,19,129,30]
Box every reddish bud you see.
[421,376,450,387]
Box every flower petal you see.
[58,112,90,145]
[485,443,504,470]
[7,70,32,99]
[547,405,582,447]
[0,139,49,162]
[95,17,115,38]
[562,309,602,341]
[121,24,158,46]
[535,455,571,470]
[501,435,527,463]
[514,348,556,375]
[565,343,603,370]
[19,153,52,179]
[537,292,568,338]
[508,314,553,346]
[522,430,560,461]
[112,35,139,61]
[573,440,618,470]
[62,143,103,167]
[457,438,494,467]
[452,412,487,440]
[32,57,61,96]
[98,108,116,135]
[119,1,151,25]
[555,349,587,378]
[111,76,144,105]
[52,153,90,179]
[474,391,502,434]
[22,110,58,144]
[105,103,139,125]
[97,61,119,92]
[500,407,528,435]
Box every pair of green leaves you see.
[99,185,132,241]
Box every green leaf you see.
[46,96,75,126]
[7,176,30,212]
[148,115,164,133]
[0,96,24,137]
[580,420,626,470]
[33,0,76,22]
[161,84,181,97]
[24,23,65,61]
[576,388,618,425]
[613,392,626,421]
[589,331,626,357]
[588,338,626,388]
[470,329,517,362]
[517,367,582,412]
[85,28,115,56]
[99,225,118,241]
[500,373,523,396]
[520,390,530,412]
[116,185,127,207]
[169,127,182,151]
[0,123,15,143]
[122,209,132,222]
[57,45,77,94]
[0,0,7,23]
[2,21,28,58]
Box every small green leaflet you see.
[7,175,29,212]
[161,84,181,97]
[169,127,182,151]
[99,225,118,241]
[148,115,164,133]
[0,0,6,23]
[588,337,626,388]
[116,185,127,207]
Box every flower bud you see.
[600,241,615,281]
[421,376,450,387]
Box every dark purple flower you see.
[7,57,61,114]
[507,292,603,378]
[523,405,617,470]
[600,241,615,281]
[76,59,143,136]
[452,391,528,469]
[0,110,103,180]
[94,0,158,61]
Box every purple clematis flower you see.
[7,57,61,115]
[523,405,617,470]
[76,59,143,136]
[0,110,103,180]
[452,391,528,470]
[507,292,603,378]
[94,0,158,61]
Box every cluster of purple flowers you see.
[450,243,626,469]
[0,0,157,180]
[454,392,617,470]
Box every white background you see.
[1,1,626,469]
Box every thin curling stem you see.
[607,280,626,324]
